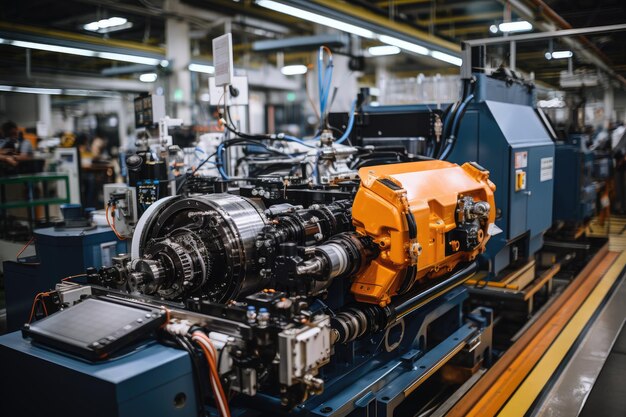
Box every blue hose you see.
[281,135,318,148]
[318,46,333,117]
[336,99,357,144]
[216,142,229,179]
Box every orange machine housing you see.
[350,160,496,306]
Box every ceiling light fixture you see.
[0,37,166,66]
[430,50,462,66]
[256,0,374,39]
[0,85,120,97]
[255,1,462,67]
[489,25,499,34]
[368,45,400,56]
[139,73,158,83]
[550,50,573,59]
[378,35,429,56]
[498,20,533,33]
[0,85,63,95]
[281,64,308,75]
[83,17,132,33]
[188,63,215,74]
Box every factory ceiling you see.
[0,0,625,89]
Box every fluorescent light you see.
[255,2,461,66]
[0,37,165,66]
[11,40,95,57]
[0,85,119,97]
[551,50,573,59]
[489,24,498,34]
[83,17,132,34]
[538,97,565,108]
[188,63,215,74]
[0,85,62,95]
[139,73,158,83]
[368,45,400,56]
[378,35,429,55]
[281,64,308,75]
[498,21,533,33]
[256,0,374,39]
[98,51,162,65]
[430,50,462,66]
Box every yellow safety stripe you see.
[497,251,626,416]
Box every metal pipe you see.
[463,23,626,46]
[394,261,478,319]
[463,23,626,87]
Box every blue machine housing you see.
[0,333,198,417]
[0,286,492,417]
[552,134,597,227]
[4,226,127,331]
[447,74,555,276]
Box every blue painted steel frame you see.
[233,287,492,417]
[448,74,555,276]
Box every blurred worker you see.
[0,121,34,156]
[90,135,110,162]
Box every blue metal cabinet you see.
[448,74,555,276]
[4,226,128,331]
[553,139,597,226]
[0,332,197,417]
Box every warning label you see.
[540,157,553,182]
[515,151,528,169]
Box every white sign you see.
[515,151,528,169]
[212,33,234,87]
[540,157,554,182]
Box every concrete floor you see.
[532,266,626,417]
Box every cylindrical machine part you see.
[331,261,478,344]
[130,193,267,302]
[315,242,349,279]
[297,233,378,282]
[393,261,478,319]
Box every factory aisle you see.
[532,260,626,417]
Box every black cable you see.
[176,335,208,417]
[439,79,477,160]
[176,150,218,194]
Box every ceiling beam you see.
[440,26,491,36]
[0,22,164,54]
[0,71,149,92]
[375,0,431,7]
[308,0,460,53]
[417,11,502,26]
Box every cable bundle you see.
[191,331,231,417]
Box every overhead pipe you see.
[497,0,626,87]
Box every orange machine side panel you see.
[351,160,496,306]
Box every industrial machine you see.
[3,225,127,332]
[331,71,555,279]
[1,159,495,417]
[551,134,598,233]
[105,94,185,239]
[445,71,555,277]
